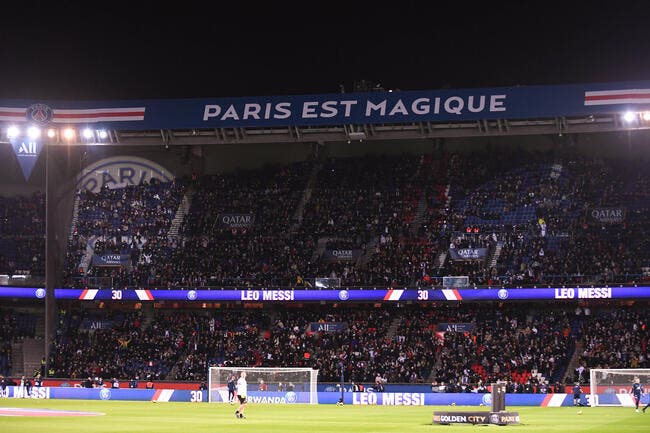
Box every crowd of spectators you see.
[10,301,645,393]
[0,308,39,376]
[53,148,650,289]
[577,307,649,371]
[63,179,186,287]
[0,192,45,277]
[433,305,573,392]
[434,150,650,287]
[0,148,645,289]
[50,308,188,380]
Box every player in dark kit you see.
[631,378,644,413]
[573,382,583,407]
[227,375,236,404]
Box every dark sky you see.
[1,1,649,100]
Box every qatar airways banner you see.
[449,248,488,261]
[2,81,650,129]
[92,254,130,266]
[2,286,650,301]
[588,207,626,224]
[217,213,255,228]
[321,249,362,261]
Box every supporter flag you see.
[434,331,445,341]
[538,218,546,237]
[11,138,44,180]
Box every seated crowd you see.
[0,148,646,289]
[0,192,45,278]
[51,148,649,290]
[41,303,648,389]
[0,308,39,376]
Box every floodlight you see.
[7,126,20,139]
[27,126,41,139]
[63,128,76,140]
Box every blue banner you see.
[81,319,114,330]
[0,386,605,407]
[309,322,347,332]
[217,213,255,228]
[588,207,626,224]
[210,390,310,404]
[1,286,650,302]
[10,138,43,180]
[2,80,650,129]
[321,250,362,261]
[437,323,475,332]
[92,254,130,266]
[0,386,203,402]
[448,248,488,261]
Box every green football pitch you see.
[0,399,647,433]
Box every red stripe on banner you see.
[383,290,393,301]
[453,289,462,300]
[145,290,153,300]
[152,389,163,401]
[52,111,145,119]
[79,289,88,300]
[540,393,553,407]
[0,110,24,116]
[585,92,650,101]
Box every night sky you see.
[1,1,649,101]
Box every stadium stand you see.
[42,302,647,392]
[55,148,649,289]
[0,192,45,279]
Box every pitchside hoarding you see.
[1,386,629,407]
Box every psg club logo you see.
[490,413,500,424]
[99,388,112,400]
[187,290,198,301]
[35,288,46,299]
[497,289,509,300]
[482,393,492,406]
[25,104,54,126]
[338,290,349,301]
[285,391,297,403]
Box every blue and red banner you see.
[3,386,637,407]
[1,286,649,302]
[2,81,650,130]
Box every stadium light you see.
[82,128,94,139]
[47,129,57,138]
[97,129,108,139]
[63,128,76,140]
[642,111,650,121]
[7,126,20,139]
[622,111,636,123]
[27,126,41,140]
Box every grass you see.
[0,399,647,433]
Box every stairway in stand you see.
[21,338,45,377]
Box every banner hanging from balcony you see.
[10,138,43,180]
[2,81,650,130]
